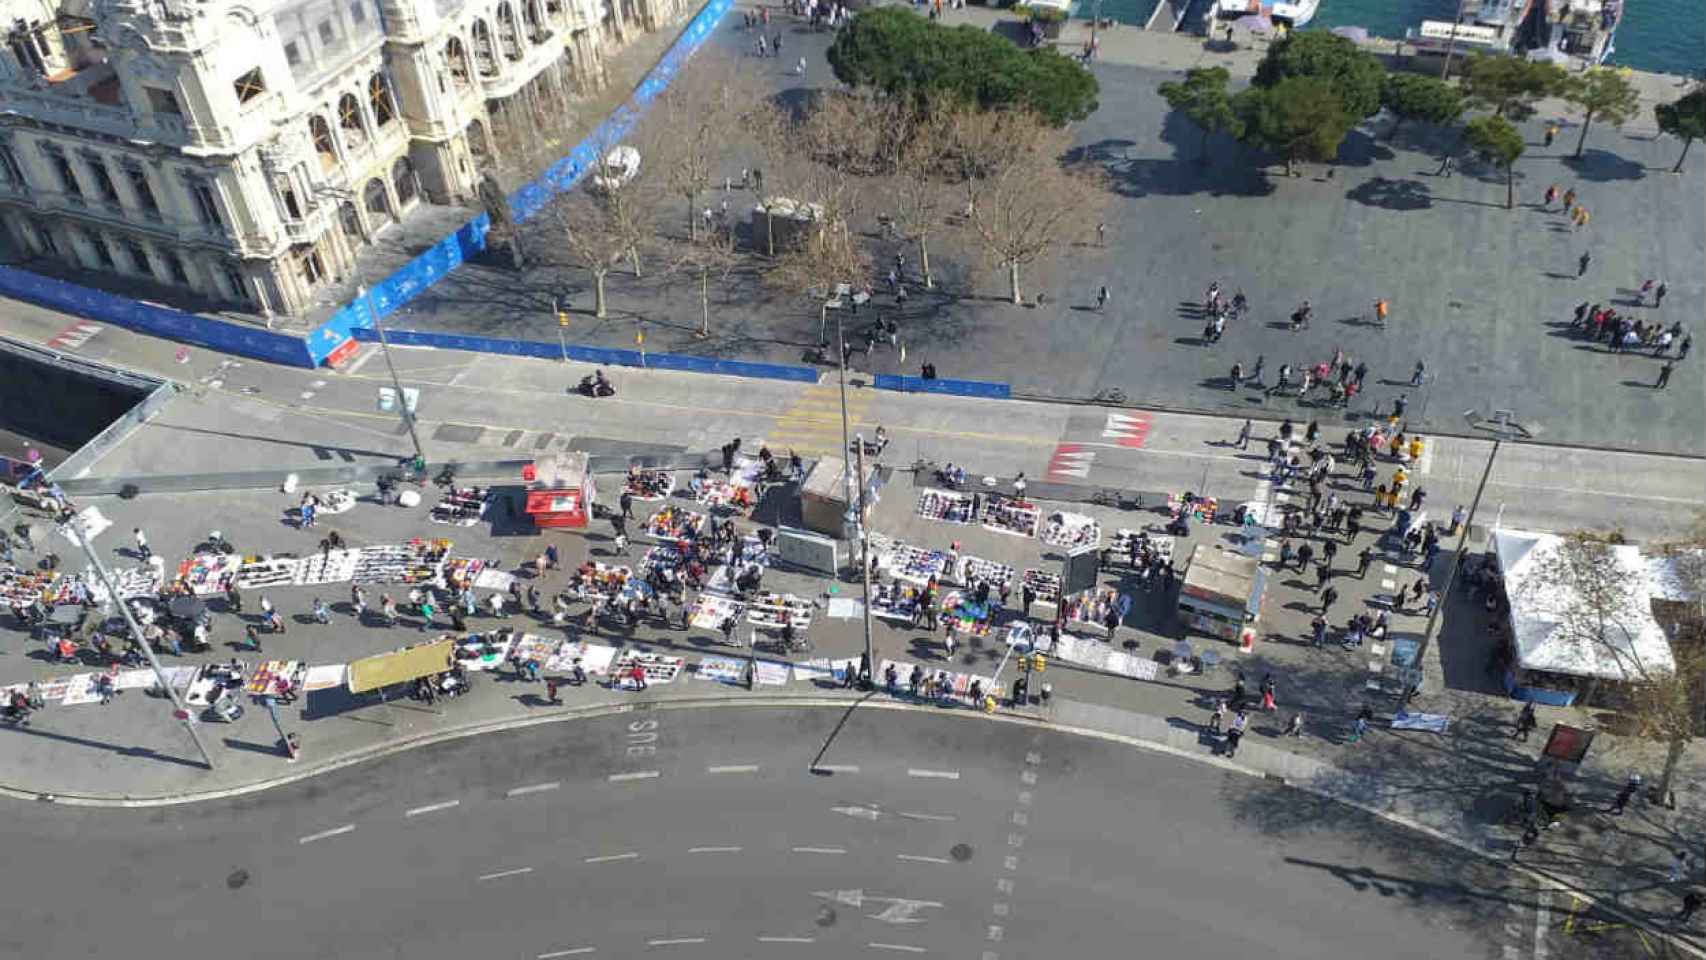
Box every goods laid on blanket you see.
[1041,511,1102,550]
[956,555,1014,590]
[917,489,978,524]
[747,592,813,631]
[870,580,926,621]
[431,487,491,526]
[441,556,488,591]
[244,659,304,696]
[1168,493,1218,524]
[1063,586,1124,635]
[981,493,1040,538]
[691,456,762,511]
[1109,530,1174,568]
[878,541,952,587]
[1021,568,1062,618]
[294,548,360,586]
[645,504,707,542]
[350,539,452,584]
[614,651,685,687]
[176,553,242,596]
[625,467,676,501]
[565,561,639,601]
[689,593,746,633]
[941,591,992,637]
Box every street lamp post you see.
[1409,410,1525,697]
[316,186,425,468]
[1439,0,1468,79]
[835,310,857,543]
[854,434,875,685]
[63,516,216,770]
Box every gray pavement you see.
[1,706,1562,959]
[358,7,1706,455]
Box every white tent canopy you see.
[1494,529,1676,682]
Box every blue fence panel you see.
[872,374,1012,400]
[306,0,736,364]
[349,326,817,383]
[0,266,315,367]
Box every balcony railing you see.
[0,89,189,146]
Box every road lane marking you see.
[757,937,816,943]
[647,938,706,947]
[584,852,640,864]
[405,800,460,817]
[1534,891,1552,960]
[608,770,660,782]
[706,764,760,774]
[793,846,847,855]
[538,950,594,958]
[907,769,960,780]
[478,867,534,881]
[507,781,561,797]
[899,812,956,822]
[688,846,743,854]
[811,763,860,774]
[896,854,952,864]
[298,824,355,844]
[868,944,927,953]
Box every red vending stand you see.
[523,453,595,529]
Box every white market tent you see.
[1494,529,1676,682]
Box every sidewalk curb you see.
[5,693,1695,954]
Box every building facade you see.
[0,0,689,318]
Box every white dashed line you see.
[811,764,860,774]
[757,937,816,944]
[1380,579,1397,591]
[537,949,595,958]
[1534,891,1552,960]
[896,854,952,864]
[706,764,760,774]
[608,770,661,782]
[792,846,847,855]
[899,812,957,822]
[1383,564,1399,575]
[507,781,561,797]
[478,867,534,882]
[584,852,640,864]
[868,944,926,953]
[688,846,743,854]
[907,768,961,780]
[647,938,706,947]
[298,824,355,844]
[405,799,460,817]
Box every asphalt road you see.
[1,705,1546,959]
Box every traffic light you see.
[557,311,569,327]
[1030,653,1046,673]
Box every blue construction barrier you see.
[0,266,314,367]
[872,374,1012,400]
[305,0,736,365]
[350,326,819,383]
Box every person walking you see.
[1320,585,1339,617]
[619,489,634,521]
[1285,712,1305,738]
[1260,675,1276,712]
[1544,122,1559,147]
[1096,285,1109,311]
[1654,281,1669,307]
[1226,709,1248,757]
[1209,697,1226,733]
[1610,774,1642,814]
[1543,183,1559,208]
[1235,419,1251,450]
[133,528,150,560]
[1656,361,1676,389]
[1562,187,1577,211]
[1514,701,1537,741]
[1349,704,1374,743]
[1678,890,1703,925]
[1410,360,1425,387]
[1577,251,1592,277]
[418,598,435,632]
[1356,547,1374,579]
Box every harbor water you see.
[1070,0,1703,77]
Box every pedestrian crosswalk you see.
[765,380,868,457]
[1100,412,1151,449]
[45,320,102,351]
[1045,443,1094,480]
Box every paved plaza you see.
[359,9,1706,455]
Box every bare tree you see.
[536,129,661,318]
[1641,518,1706,799]
[666,223,741,338]
[883,102,957,291]
[645,55,753,243]
[952,109,1104,305]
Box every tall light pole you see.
[61,515,215,770]
[854,433,875,684]
[835,310,857,544]
[316,186,425,468]
[1438,0,1468,79]
[1408,409,1526,698]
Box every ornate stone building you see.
[0,0,687,317]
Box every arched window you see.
[339,200,362,240]
[472,20,498,77]
[466,118,490,162]
[362,177,391,223]
[496,4,523,61]
[522,0,545,41]
[338,93,367,148]
[391,155,418,208]
[445,37,470,86]
[308,115,337,170]
[369,73,396,128]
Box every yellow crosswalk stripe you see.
[767,384,869,456]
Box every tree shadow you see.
[1345,177,1433,211]
[1335,128,1397,168]
[1561,149,1648,183]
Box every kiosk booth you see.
[1176,544,1265,643]
[523,453,595,530]
[800,457,879,539]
